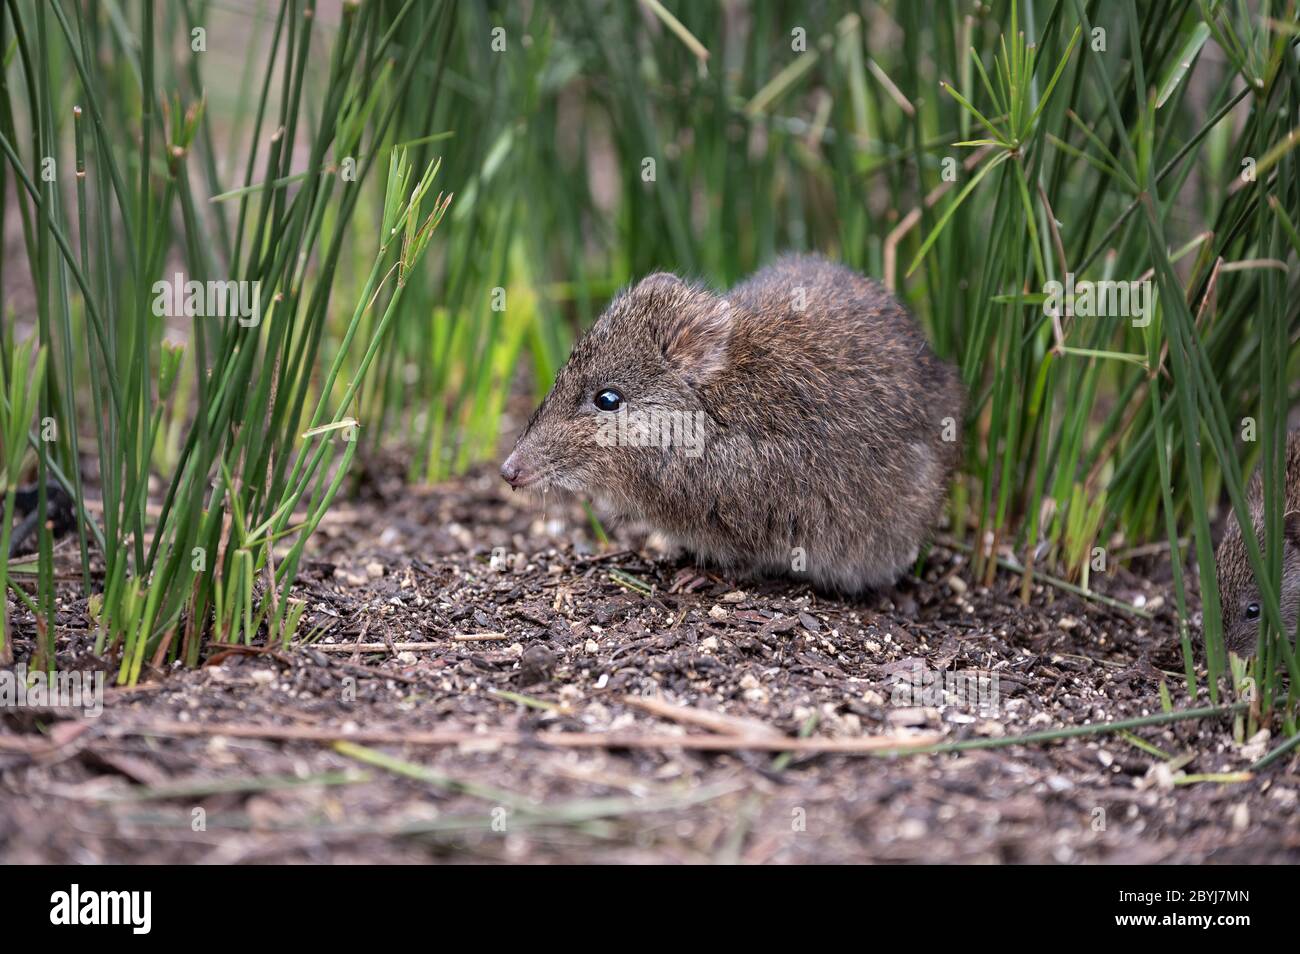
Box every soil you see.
[2,464,1298,865]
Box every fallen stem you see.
[118,719,941,753]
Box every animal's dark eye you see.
[594,388,623,412]
[1245,602,1261,621]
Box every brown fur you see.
[1213,431,1300,655]
[502,254,965,593]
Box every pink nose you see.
[500,451,528,488]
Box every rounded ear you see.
[660,295,733,385]
[628,273,733,385]
[1285,510,1300,550]
[633,272,686,297]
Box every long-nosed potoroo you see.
[502,254,965,594]
[1214,431,1300,656]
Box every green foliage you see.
[1,0,452,681]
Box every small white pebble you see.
[1269,787,1296,808]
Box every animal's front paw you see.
[668,565,733,594]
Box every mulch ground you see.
[2,464,1297,864]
